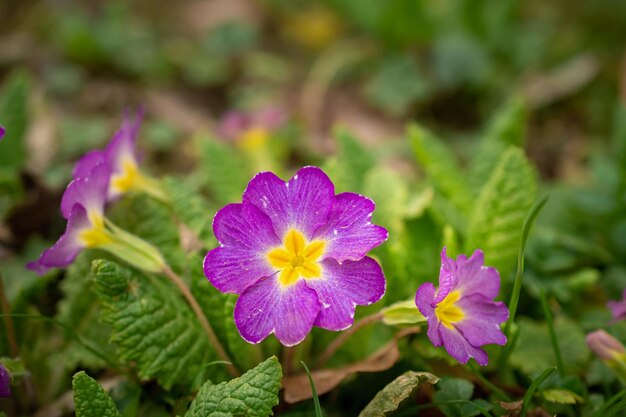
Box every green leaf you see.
[163,177,216,248]
[408,124,472,214]
[197,136,250,206]
[381,300,427,326]
[358,371,439,417]
[510,318,590,376]
[362,166,409,235]
[93,260,211,389]
[542,388,583,404]
[433,378,475,417]
[325,128,375,194]
[0,71,29,172]
[185,356,282,417]
[469,98,527,194]
[466,147,537,275]
[72,371,122,417]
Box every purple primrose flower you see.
[217,107,286,149]
[73,110,144,199]
[0,364,9,398]
[27,164,112,274]
[607,289,626,323]
[586,330,626,362]
[415,248,509,366]
[203,166,388,346]
[0,125,5,141]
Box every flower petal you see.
[204,203,281,293]
[61,163,111,219]
[415,282,446,347]
[27,205,90,274]
[105,109,143,174]
[455,294,508,346]
[437,248,500,300]
[607,289,626,322]
[438,325,489,366]
[306,257,385,331]
[313,192,388,263]
[234,275,321,346]
[73,150,106,178]
[243,166,334,240]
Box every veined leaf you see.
[466,147,537,275]
[93,260,211,389]
[72,371,122,417]
[197,135,250,206]
[469,98,527,194]
[358,371,438,417]
[408,124,472,214]
[185,356,282,417]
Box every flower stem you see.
[161,265,239,377]
[317,311,383,368]
[540,289,565,378]
[0,273,19,357]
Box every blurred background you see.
[2,0,626,414]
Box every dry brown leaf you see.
[283,327,420,403]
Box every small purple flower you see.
[217,107,286,149]
[0,364,10,398]
[607,289,626,323]
[415,248,509,366]
[586,330,626,362]
[203,166,388,346]
[73,110,144,199]
[0,125,5,141]
[27,164,111,274]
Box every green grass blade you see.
[301,361,324,417]
[520,367,556,417]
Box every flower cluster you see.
[28,111,164,274]
[204,166,388,346]
[415,248,509,366]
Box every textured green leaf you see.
[510,318,590,375]
[466,147,537,275]
[381,300,427,326]
[325,128,375,194]
[469,98,527,194]
[72,371,122,417]
[542,388,583,404]
[0,71,29,172]
[408,124,472,214]
[185,356,282,417]
[93,260,211,389]
[163,176,217,247]
[362,166,409,235]
[358,371,438,417]
[433,378,477,417]
[198,136,249,205]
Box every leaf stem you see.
[161,265,239,377]
[505,195,549,335]
[317,311,383,368]
[0,273,19,357]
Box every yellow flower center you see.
[79,213,112,248]
[238,127,269,151]
[267,229,326,287]
[111,157,139,193]
[435,290,465,329]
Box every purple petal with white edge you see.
[313,192,388,263]
[105,109,143,174]
[61,163,111,219]
[234,275,321,346]
[415,282,443,347]
[455,294,508,346]
[243,166,334,240]
[306,256,385,331]
[27,205,91,275]
[0,364,9,398]
[439,325,489,365]
[73,150,106,178]
[204,203,281,294]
